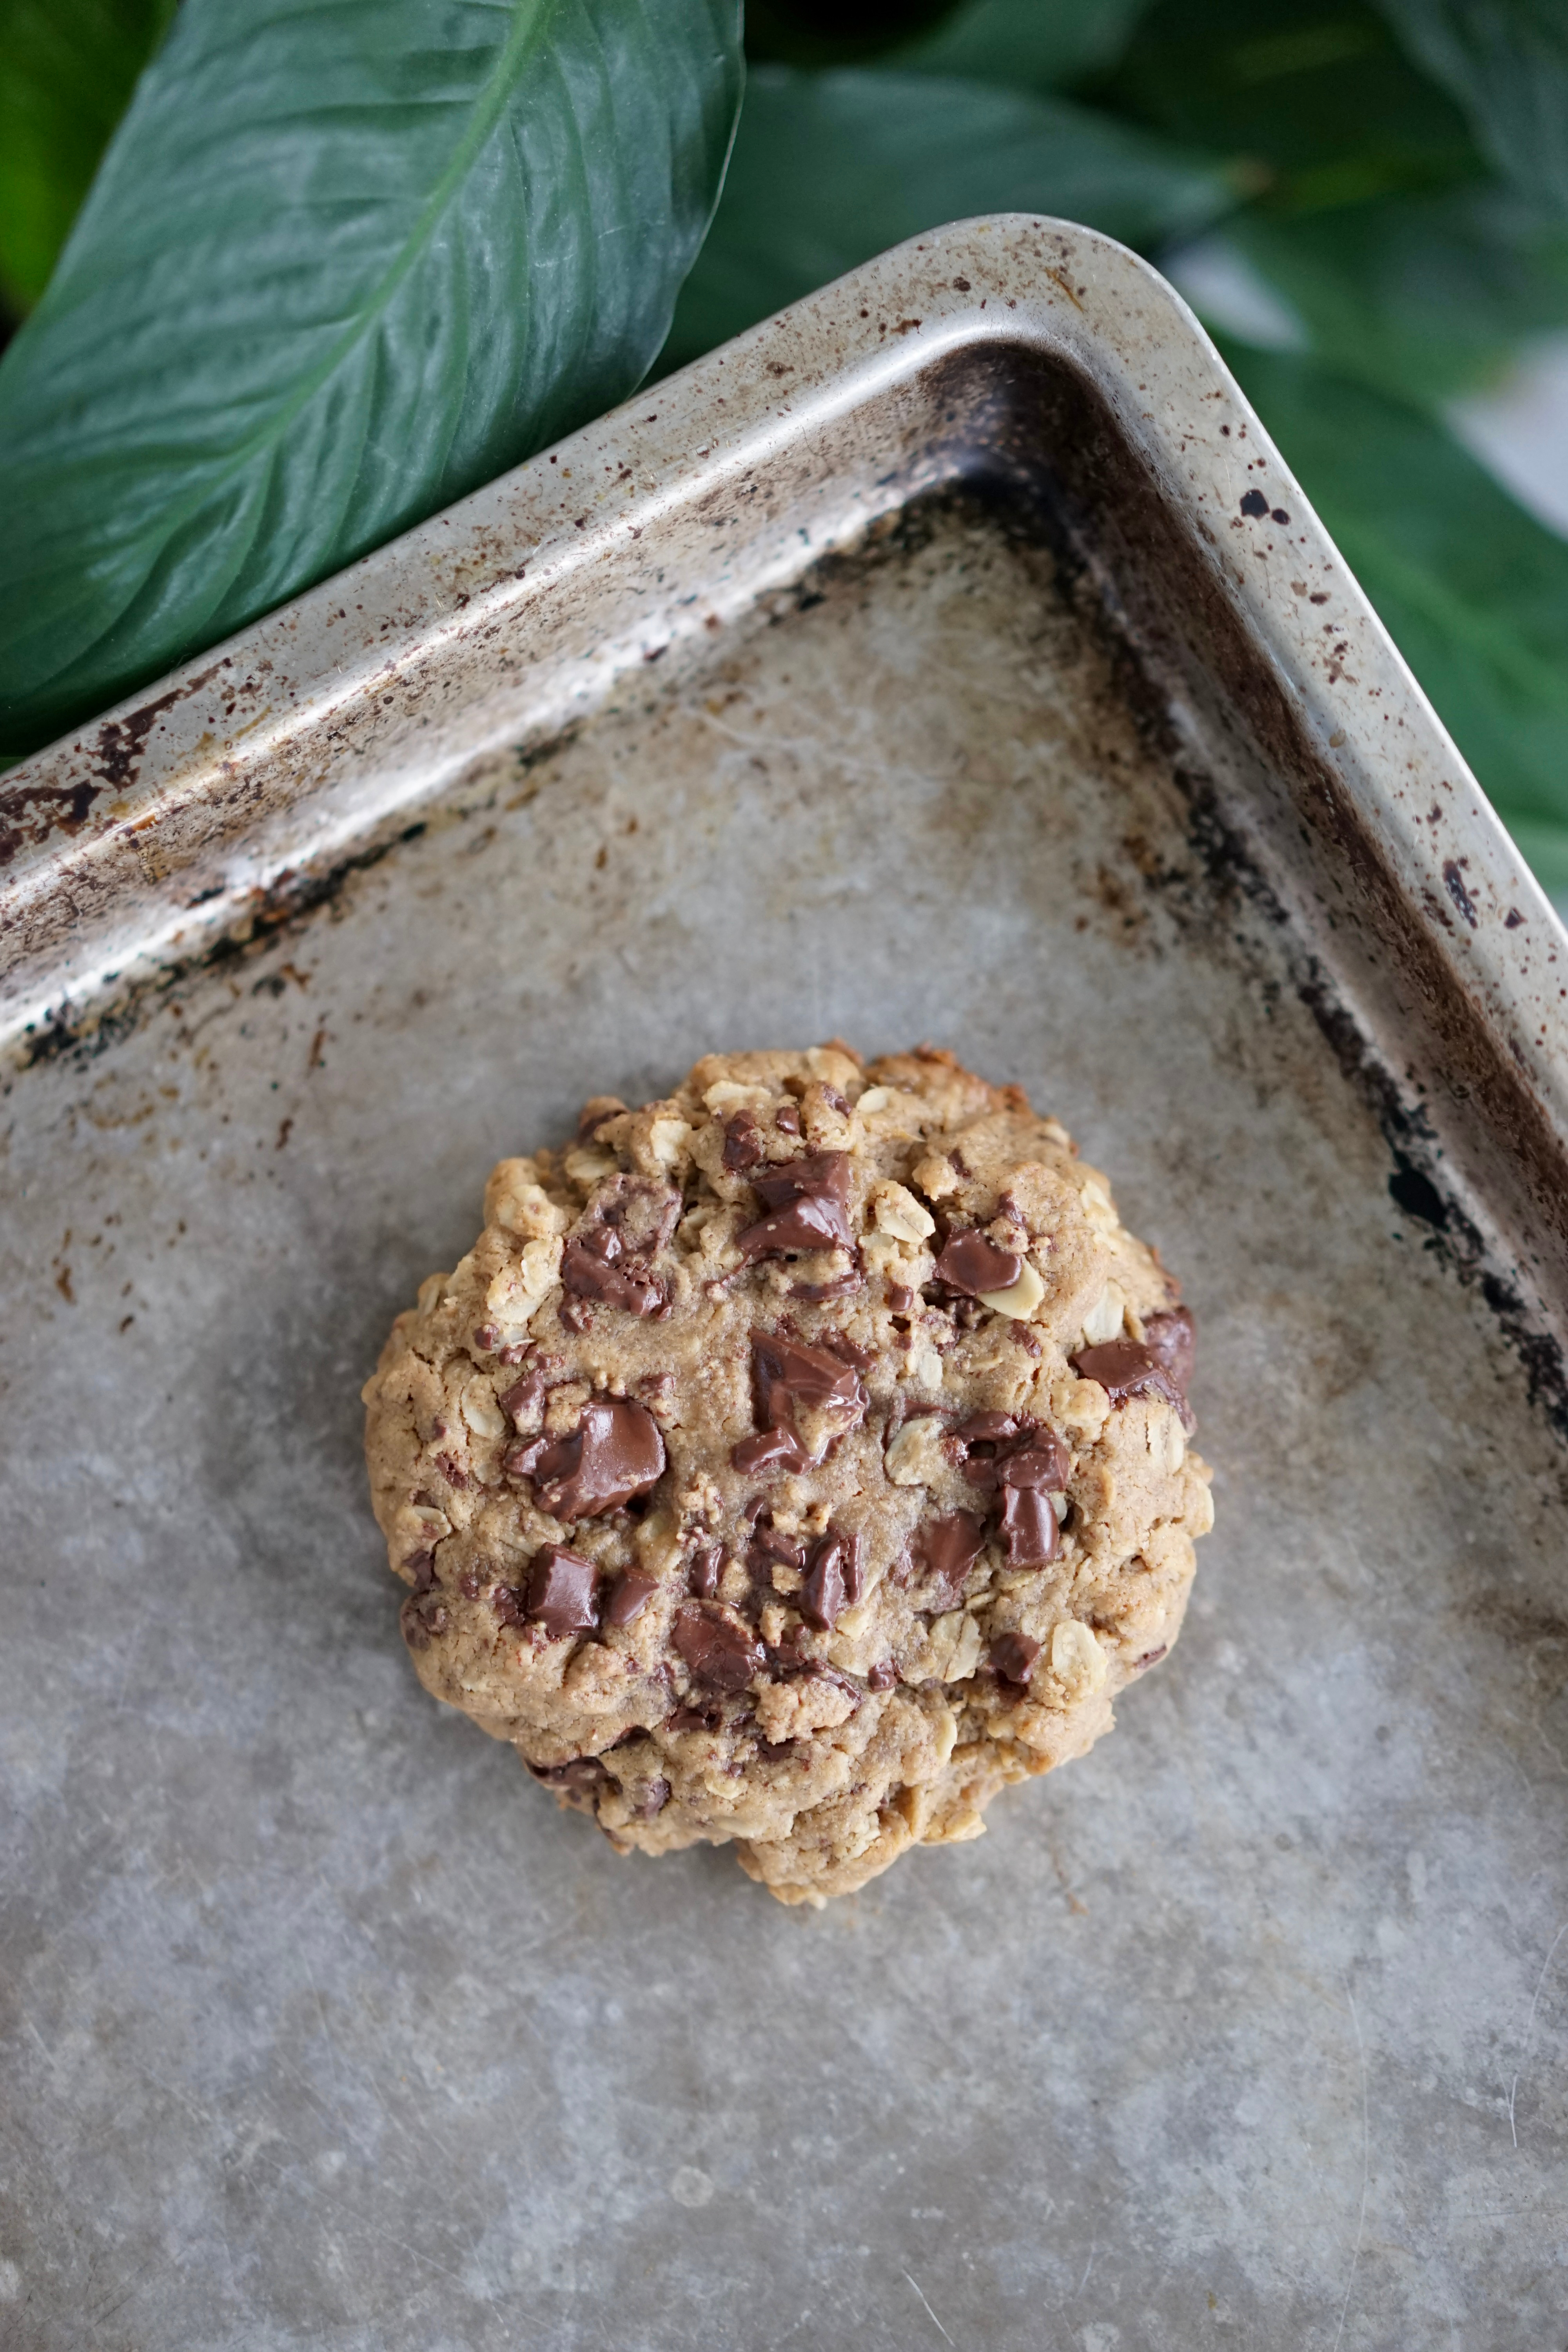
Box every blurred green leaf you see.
[1230,186,1568,408]
[744,0,955,69]
[895,0,1150,93]
[0,0,175,318]
[1222,337,1568,877]
[1377,0,1568,215]
[1097,0,1482,210]
[0,0,744,758]
[663,64,1238,368]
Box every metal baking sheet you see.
[4,219,1567,2349]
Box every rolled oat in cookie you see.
[362,1044,1213,1907]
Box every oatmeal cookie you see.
[362,1044,1212,1906]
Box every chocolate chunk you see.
[789,1269,866,1301]
[665,1700,724,1733]
[400,1593,448,1649]
[561,1228,666,1318]
[750,1524,807,1573]
[799,1528,865,1629]
[866,1659,898,1691]
[998,1432,1069,1491]
[688,1544,724,1599]
[1142,1307,1196,1393]
[1071,1338,1194,1431]
[731,1424,813,1474]
[738,1151,854,1259]
[775,1102,801,1134]
[500,1364,550,1427]
[822,1330,876,1370]
[990,1631,1041,1687]
[492,1583,529,1629]
[674,1607,765,1691]
[406,1547,437,1590]
[887,1284,916,1312]
[512,1394,666,1518]
[909,1510,985,1605]
[577,1095,626,1143]
[605,1568,659,1628]
[754,1328,867,1437]
[722,1111,765,1171]
[633,1776,671,1820]
[525,1544,601,1639]
[526,1755,608,1794]
[1000,1485,1058,1567]
[935,1231,1022,1296]
[734,1328,866,1473]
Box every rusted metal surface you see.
[2,221,1566,2347]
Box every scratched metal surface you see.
[3,484,1567,2351]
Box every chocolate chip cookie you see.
[362,1044,1213,1906]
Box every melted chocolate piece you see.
[733,1329,866,1473]
[400,1594,448,1649]
[722,1111,765,1171]
[492,1583,529,1629]
[738,1151,855,1259]
[935,1231,1022,1296]
[822,1329,876,1370]
[754,1328,866,1435]
[526,1755,608,1794]
[799,1528,865,1630]
[866,1659,898,1691]
[673,1607,765,1692]
[1071,1339,1194,1431]
[633,1776,671,1820]
[561,1228,666,1318]
[990,1631,1041,1687]
[511,1395,666,1518]
[526,1544,601,1639]
[750,1524,806,1573]
[1142,1307,1196,1392]
[604,1568,659,1628]
[688,1544,724,1599]
[789,1269,866,1301]
[887,1284,916,1312]
[998,1433,1069,1492]
[1000,1485,1058,1567]
[499,1364,550,1427]
[666,1700,724,1733]
[775,1102,801,1135]
[909,1510,985,1605]
[731,1424,813,1474]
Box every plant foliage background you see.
[2,0,1567,893]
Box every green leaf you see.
[1096,0,1483,210]
[0,0,743,759]
[894,0,1151,93]
[662,64,1238,370]
[0,0,175,318]
[1220,337,1568,873]
[1230,185,1568,408]
[1377,0,1568,215]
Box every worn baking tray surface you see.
[4,225,1568,2348]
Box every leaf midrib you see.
[106,0,557,594]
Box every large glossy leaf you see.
[895,0,1151,93]
[0,0,174,319]
[1222,338,1568,884]
[1230,185,1568,408]
[0,0,743,758]
[1377,0,1568,214]
[662,65,1237,370]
